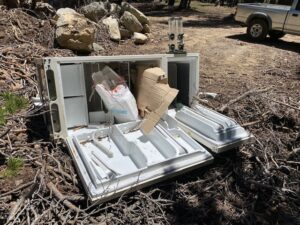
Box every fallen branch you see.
[47,182,82,213]
[35,161,78,185]
[241,120,262,127]
[219,87,272,112]
[247,180,296,195]
[0,128,11,139]
[192,96,214,108]
[285,161,300,165]
[5,182,37,224]
[0,181,34,198]
[10,22,31,44]
[260,96,300,111]
[242,111,270,127]
[6,196,26,224]
[288,148,300,158]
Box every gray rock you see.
[35,2,56,17]
[102,16,121,41]
[55,9,95,52]
[55,8,77,19]
[80,2,107,22]
[142,24,151,34]
[133,32,148,45]
[93,43,104,52]
[120,11,143,33]
[109,3,121,17]
[122,2,149,25]
[145,33,153,39]
[120,27,132,39]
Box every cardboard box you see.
[136,67,178,133]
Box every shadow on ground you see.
[297,66,300,80]
[25,114,50,143]
[157,13,239,29]
[227,33,300,54]
[145,8,204,17]
[153,150,300,225]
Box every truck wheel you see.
[269,31,285,40]
[247,19,268,41]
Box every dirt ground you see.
[109,8,300,224]
[114,8,300,101]
[0,4,299,225]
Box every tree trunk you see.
[168,0,175,6]
[178,0,188,9]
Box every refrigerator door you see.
[168,105,254,153]
[66,121,213,203]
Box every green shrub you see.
[0,157,24,178]
[0,92,28,125]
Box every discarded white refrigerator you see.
[36,54,253,203]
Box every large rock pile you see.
[53,2,151,52]
[2,1,151,52]
[79,1,151,44]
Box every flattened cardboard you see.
[141,88,178,134]
[136,67,178,134]
[142,67,168,83]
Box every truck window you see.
[270,0,293,6]
[296,1,300,9]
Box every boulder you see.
[35,2,56,18]
[120,27,131,39]
[122,2,149,25]
[145,33,153,39]
[55,8,95,52]
[109,3,121,17]
[120,11,143,33]
[80,1,107,22]
[102,16,121,41]
[54,8,77,20]
[142,24,151,34]
[93,43,104,52]
[133,32,148,45]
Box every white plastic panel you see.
[88,111,111,124]
[166,55,199,105]
[168,105,254,153]
[60,64,85,97]
[64,97,88,128]
[68,119,213,202]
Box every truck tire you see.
[269,31,285,40]
[247,19,268,41]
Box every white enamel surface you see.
[68,120,213,202]
[168,107,253,153]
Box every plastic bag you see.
[93,66,139,123]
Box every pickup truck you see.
[235,0,300,40]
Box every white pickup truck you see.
[235,0,300,40]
